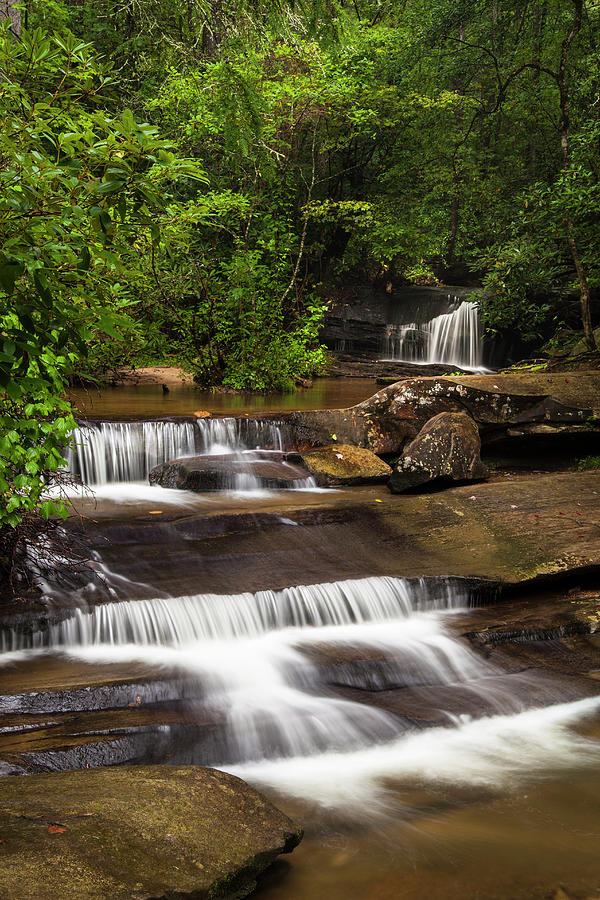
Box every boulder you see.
[149,451,312,491]
[568,326,600,357]
[0,765,302,900]
[280,371,600,455]
[300,444,392,486]
[389,412,488,493]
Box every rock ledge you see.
[0,765,302,899]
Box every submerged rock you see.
[389,412,488,493]
[300,444,392,486]
[0,765,302,899]
[149,451,312,491]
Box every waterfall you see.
[3,573,599,804]
[383,299,484,370]
[1,575,505,765]
[65,421,197,485]
[0,576,472,652]
[0,574,536,768]
[65,417,291,487]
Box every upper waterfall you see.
[382,299,484,370]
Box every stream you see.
[2,378,600,900]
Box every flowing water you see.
[382,299,485,371]
[64,417,315,495]
[5,407,600,898]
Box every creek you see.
[2,378,600,900]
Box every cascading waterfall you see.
[382,299,484,370]
[65,420,197,485]
[0,575,470,651]
[4,574,594,781]
[64,416,311,491]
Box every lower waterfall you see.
[3,574,598,807]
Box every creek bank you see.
[116,365,194,385]
[0,765,302,900]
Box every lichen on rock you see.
[389,411,488,493]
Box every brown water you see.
[253,764,600,900]
[68,377,379,418]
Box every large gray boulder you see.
[149,451,311,491]
[389,411,488,493]
[0,765,302,899]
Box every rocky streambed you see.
[1,370,600,900]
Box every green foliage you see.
[22,0,599,375]
[0,24,202,528]
[576,456,600,471]
[0,0,595,523]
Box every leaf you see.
[77,246,91,272]
[47,825,68,834]
[0,259,23,294]
[99,210,112,233]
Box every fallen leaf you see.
[48,825,68,834]
[148,510,163,515]
[374,499,383,503]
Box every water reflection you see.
[68,377,380,419]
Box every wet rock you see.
[149,452,311,491]
[300,444,392,486]
[568,326,600,357]
[0,765,302,900]
[280,371,600,455]
[389,412,488,493]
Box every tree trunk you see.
[0,0,21,36]
[529,2,542,175]
[557,0,596,350]
[447,22,466,265]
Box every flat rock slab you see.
[300,444,392,485]
[0,765,302,899]
[61,470,600,596]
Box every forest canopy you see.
[0,0,599,547]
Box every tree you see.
[0,0,20,37]
[0,25,202,585]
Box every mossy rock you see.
[0,765,302,899]
[389,411,488,493]
[300,444,392,486]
